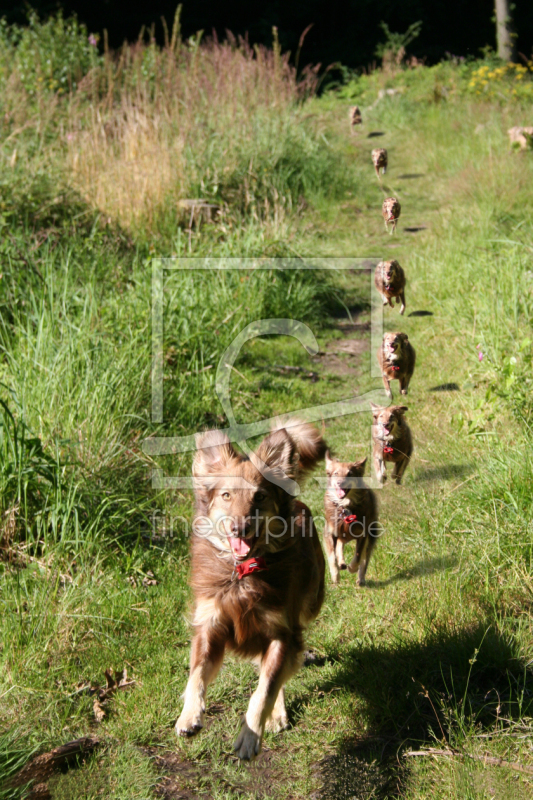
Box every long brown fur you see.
[176,420,326,760]
[323,452,380,586]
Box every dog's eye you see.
[255,491,266,502]
[221,491,230,500]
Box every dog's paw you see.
[347,562,357,574]
[234,721,262,760]
[339,563,347,571]
[175,709,204,737]
[265,710,289,734]
[357,577,366,587]
[400,388,408,396]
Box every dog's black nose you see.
[230,517,252,535]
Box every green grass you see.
[1,17,533,798]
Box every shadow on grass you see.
[414,463,474,482]
[366,555,457,588]
[429,382,460,392]
[314,621,531,799]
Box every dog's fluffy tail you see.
[273,418,327,476]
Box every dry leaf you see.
[142,571,158,587]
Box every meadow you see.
[1,11,533,799]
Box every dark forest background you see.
[0,1,533,68]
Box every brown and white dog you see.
[371,404,413,484]
[374,260,406,315]
[349,105,362,128]
[372,147,388,177]
[323,452,379,586]
[382,197,401,233]
[377,332,416,399]
[175,420,326,760]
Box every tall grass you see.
[0,11,348,238]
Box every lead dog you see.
[323,452,379,586]
[176,420,326,760]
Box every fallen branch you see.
[91,667,136,722]
[405,747,533,776]
[3,736,100,798]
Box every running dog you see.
[175,420,326,760]
[377,332,416,399]
[371,404,413,484]
[323,452,379,586]
[374,260,406,315]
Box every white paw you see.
[234,720,262,760]
[175,709,204,737]
[265,710,289,734]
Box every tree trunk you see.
[495,0,517,62]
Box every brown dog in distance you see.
[323,452,380,586]
[175,420,326,760]
[371,404,413,484]
[382,197,401,233]
[374,260,406,315]
[372,147,388,177]
[377,332,416,399]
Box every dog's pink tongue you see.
[336,487,346,499]
[228,537,251,558]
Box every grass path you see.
[4,94,533,800]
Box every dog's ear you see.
[370,402,382,418]
[395,406,409,415]
[193,429,238,477]
[325,449,334,471]
[255,428,296,478]
[400,333,409,343]
[349,456,367,476]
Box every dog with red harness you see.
[175,419,326,760]
[323,452,380,586]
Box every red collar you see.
[339,508,357,527]
[383,445,394,454]
[390,365,400,371]
[234,556,268,580]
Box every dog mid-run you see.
[372,147,388,177]
[374,260,406,315]
[382,197,401,232]
[349,105,362,128]
[175,420,326,760]
[323,452,379,586]
[371,404,413,484]
[377,332,416,399]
